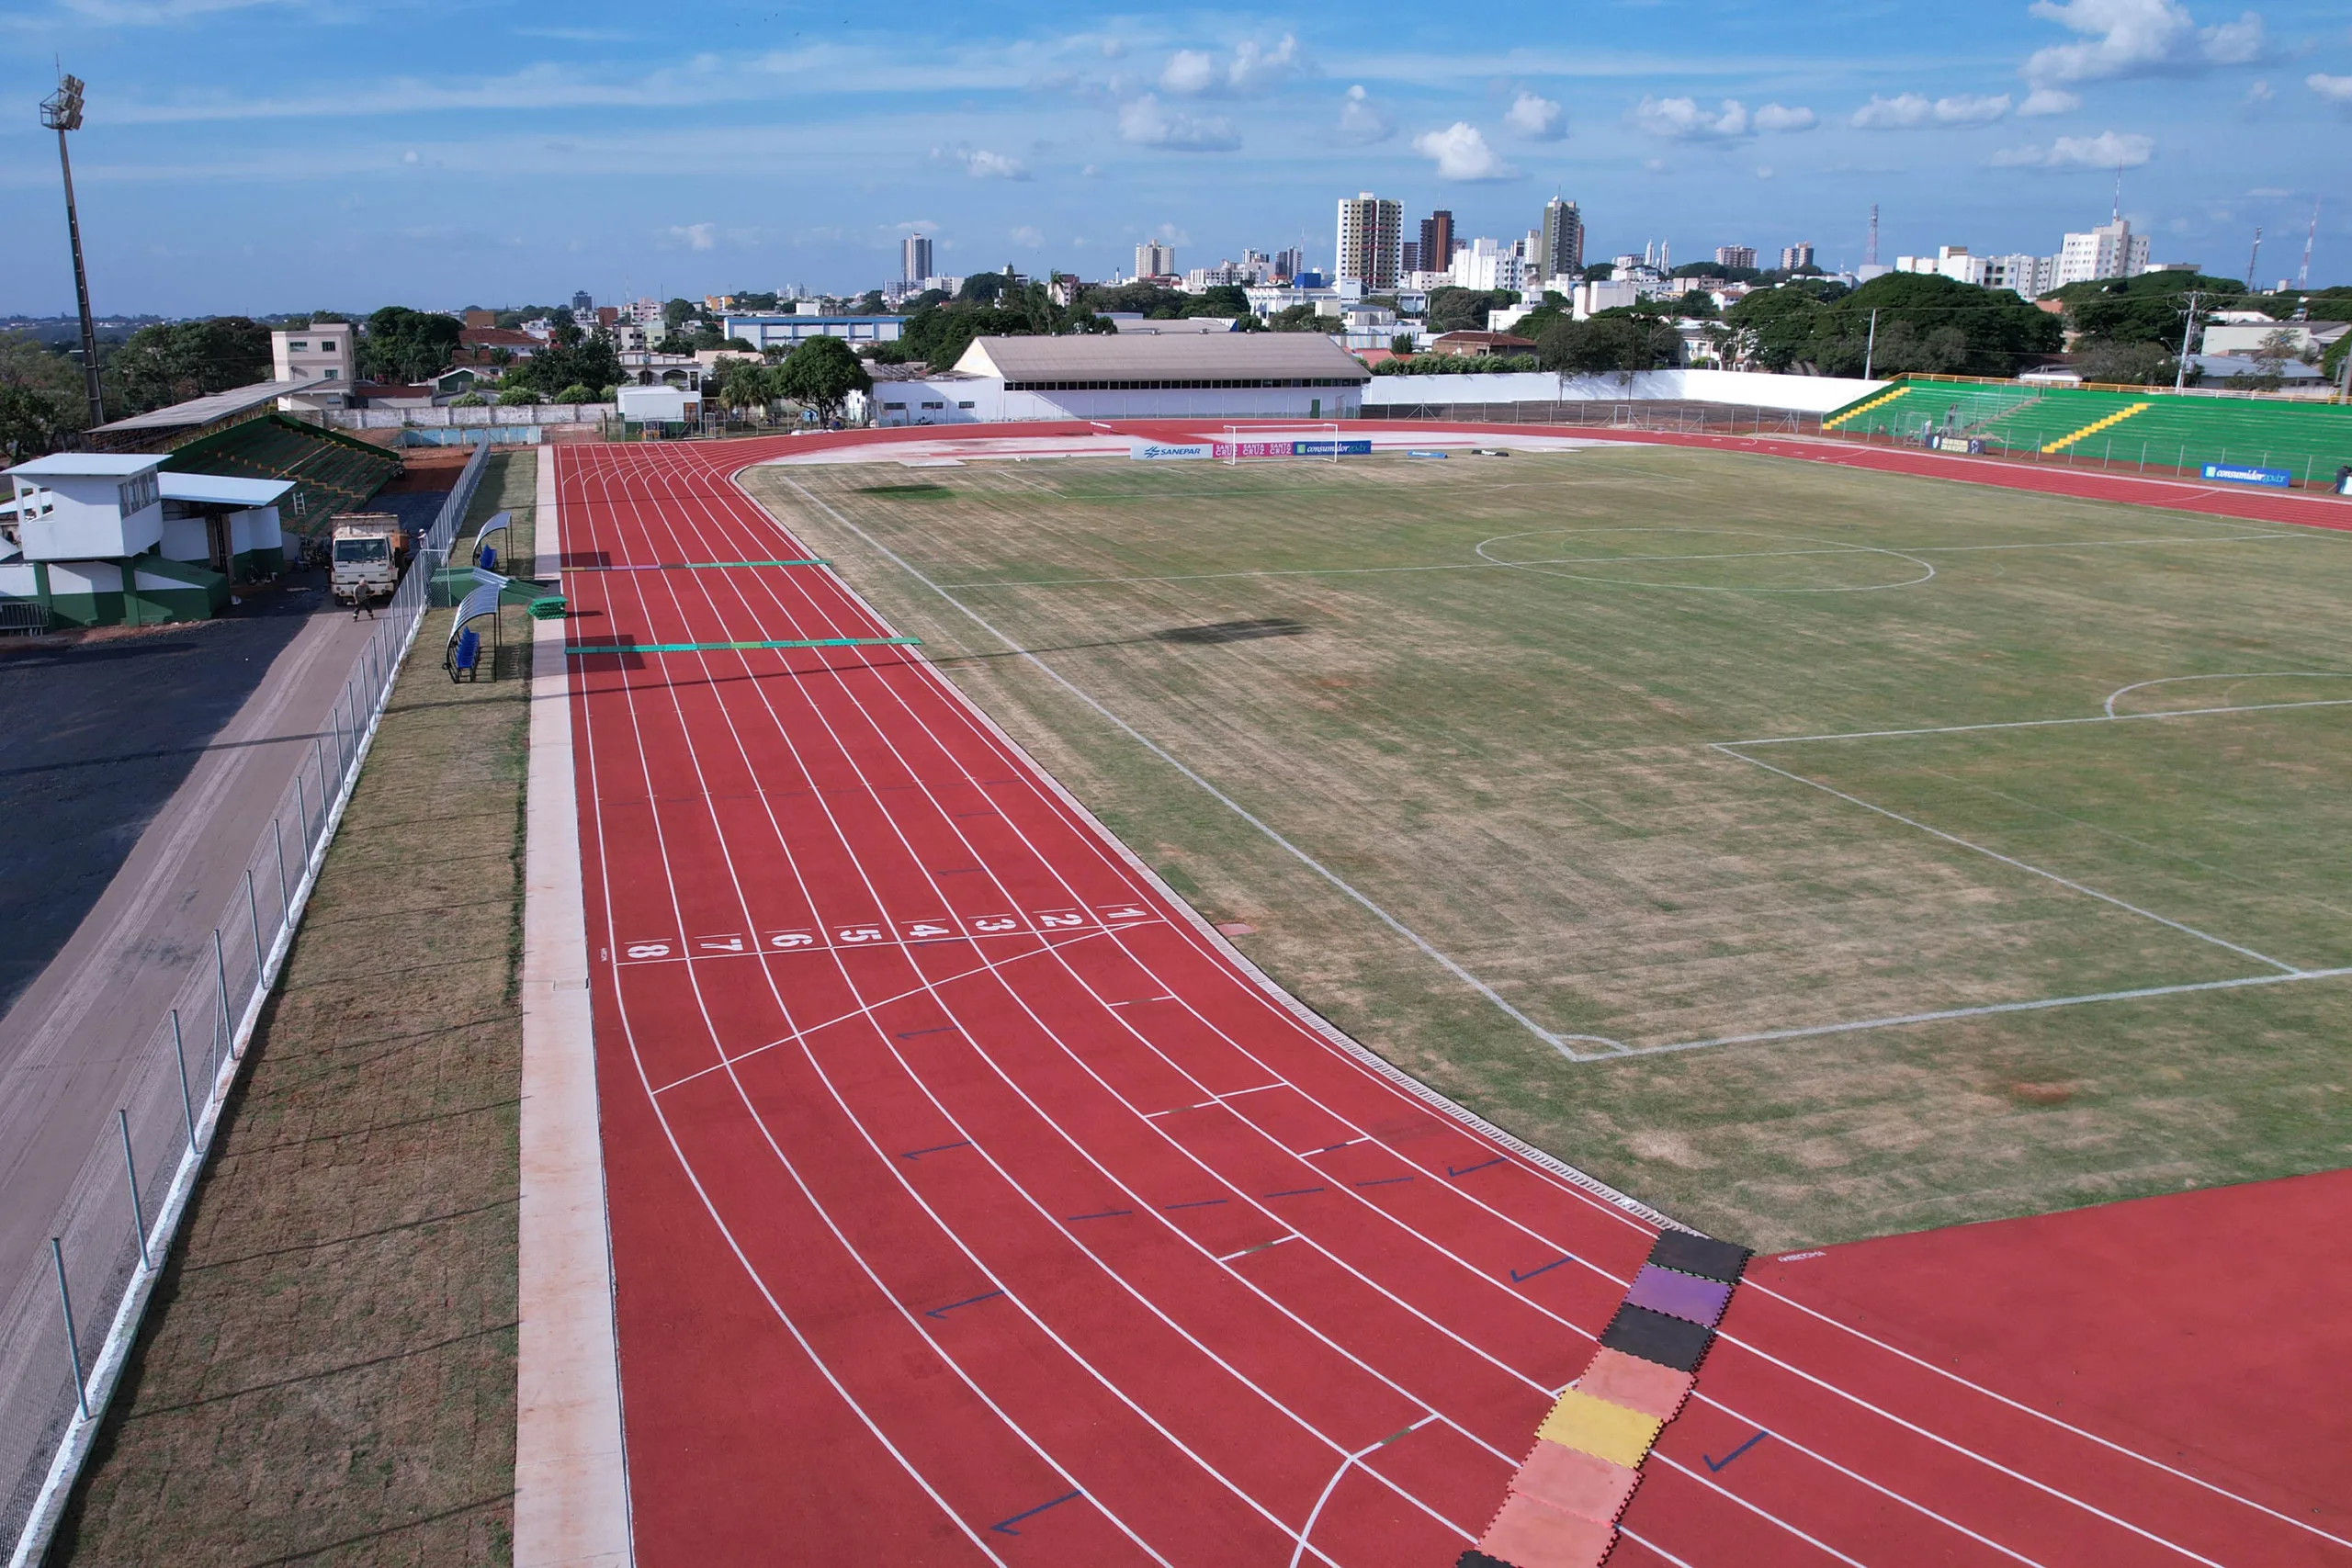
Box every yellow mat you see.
[1535,1389,1664,1470]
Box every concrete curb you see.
[514,444,632,1567]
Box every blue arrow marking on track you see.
[990,1491,1082,1535]
[1510,1257,1572,1283]
[924,1291,1004,1320]
[900,1141,970,1160]
[1705,1430,1770,1472]
[1066,1209,1132,1222]
[1263,1187,1326,1199]
[1448,1157,1506,1177]
[1163,1199,1227,1210]
[1354,1176,1415,1187]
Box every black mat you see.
[1648,1229,1752,1285]
[1457,1553,1514,1568]
[1600,1303,1714,1374]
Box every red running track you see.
[558,430,2352,1566]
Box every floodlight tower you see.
[41,69,106,430]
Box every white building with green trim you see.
[2,453,292,628]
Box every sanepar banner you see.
[2200,462,2291,488]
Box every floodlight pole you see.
[2175,290,2201,395]
[40,71,106,430]
[1862,310,1879,380]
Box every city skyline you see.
[2,0,2348,315]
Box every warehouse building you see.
[858,333,1371,426]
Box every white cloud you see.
[1753,102,1817,131]
[1159,34,1303,96]
[1631,96,1749,139]
[2024,0,2268,85]
[1504,91,1566,140]
[1411,121,1517,180]
[1337,84,1394,144]
[1853,91,2012,127]
[2310,73,2352,100]
[401,149,419,164]
[2019,85,2083,113]
[662,221,718,250]
[1011,225,1046,248]
[1756,164,1776,179]
[1159,50,1216,94]
[1118,94,1241,151]
[964,148,1029,179]
[1992,128,2155,165]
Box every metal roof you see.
[5,452,163,478]
[954,334,1369,383]
[85,377,333,434]
[160,472,295,506]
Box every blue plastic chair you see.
[451,627,481,682]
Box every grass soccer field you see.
[742,446,2352,1249]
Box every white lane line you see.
[1726,695,2352,748]
[562,449,1021,1568]
[1218,1235,1298,1262]
[1650,1456,1878,1568]
[1713,745,2304,975]
[1291,1416,1466,1568]
[631,457,1456,1557]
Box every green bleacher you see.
[1823,378,2352,486]
[163,414,401,535]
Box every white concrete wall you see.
[161,516,210,563]
[18,475,164,562]
[0,561,36,598]
[46,561,119,596]
[1362,367,1885,413]
[231,506,279,554]
[320,404,613,431]
[870,378,1364,424]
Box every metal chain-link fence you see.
[1,439,491,1564]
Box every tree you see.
[1536,312,1681,376]
[111,317,272,412]
[775,336,872,425]
[0,332,86,459]
[1426,287,1514,333]
[663,298,699,330]
[1390,333,1417,355]
[2243,327,2300,389]
[357,306,462,384]
[497,387,538,406]
[1183,285,1252,319]
[517,330,623,398]
[554,382,597,404]
[2072,340,2177,386]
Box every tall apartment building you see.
[570,291,594,315]
[1274,246,1304,281]
[1980,253,2055,296]
[1714,244,1758,270]
[1419,210,1456,282]
[902,234,933,284]
[1781,242,1815,271]
[1536,198,1584,282]
[1135,239,1176,279]
[270,321,354,385]
[1451,237,1523,292]
[2054,219,2149,287]
[1337,193,1404,289]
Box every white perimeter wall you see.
[1363,368,1885,414]
[869,378,1364,426]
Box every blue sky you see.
[3,0,2348,316]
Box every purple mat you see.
[1626,1263,1733,1326]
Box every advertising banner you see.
[1129,441,1215,461]
[1210,441,1294,459]
[1293,439,1374,457]
[2200,462,2291,488]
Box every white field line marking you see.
[639,453,1490,1546]
[1475,526,1938,595]
[782,475,1600,1058]
[1570,967,2352,1060]
[1291,1416,1466,1568]
[1728,695,2352,748]
[769,479,2154,1565]
[772,466,2287,1568]
[1616,1528,1700,1568]
[1218,1235,1298,1262]
[2104,671,2352,718]
[1739,1280,2352,1556]
[1649,1456,1878,1568]
[1713,745,2303,975]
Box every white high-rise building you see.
[1135,240,1176,279]
[1336,193,1403,289]
[901,234,933,284]
[1451,237,1524,292]
[1781,242,1815,271]
[1715,245,1758,270]
[2054,219,2150,287]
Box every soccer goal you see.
[1221,422,1344,465]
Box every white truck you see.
[329,513,410,607]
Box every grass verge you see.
[51,452,540,1566]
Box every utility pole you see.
[2175,289,2201,394]
[40,69,105,431]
